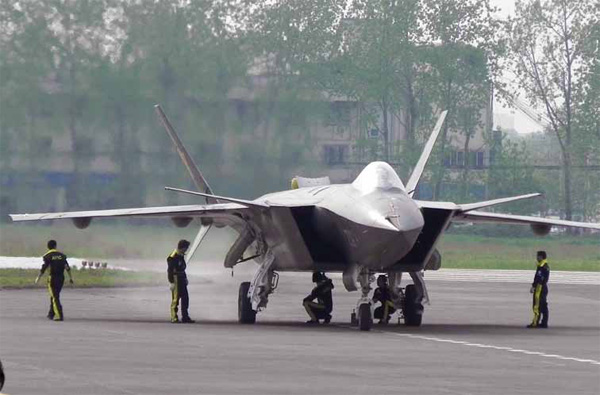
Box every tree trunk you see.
[460,132,471,202]
[562,149,573,221]
[382,101,390,162]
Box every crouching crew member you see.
[168,239,194,323]
[373,275,396,324]
[35,240,73,321]
[303,272,334,324]
[528,250,550,328]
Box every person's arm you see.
[167,256,176,290]
[372,288,381,303]
[66,261,74,284]
[541,266,550,285]
[36,257,50,284]
[531,267,542,292]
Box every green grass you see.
[0,268,165,289]
[438,234,600,271]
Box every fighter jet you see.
[11,106,600,331]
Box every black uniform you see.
[303,278,334,322]
[40,249,70,321]
[167,249,190,323]
[373,285,396,322]
[530,259,550,327]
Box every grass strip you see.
[0,268,165,289]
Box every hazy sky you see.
[489,0,546,134]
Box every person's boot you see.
[181,317,195,323]
[540,313,548,328]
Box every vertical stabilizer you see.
[154,104,218,204]
[155,104,216,263]
[405,111,448,197]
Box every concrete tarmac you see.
[1,273,599,395]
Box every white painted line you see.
[384,332,600,366]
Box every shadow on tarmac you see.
[61,317,599,335]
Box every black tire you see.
[238,282,256,324]
[358,303,372,331]
[403,284,423,327]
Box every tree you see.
[508,0,599,222]
[421,0,502,200]
[1,0,119,208]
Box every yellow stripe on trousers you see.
[47,276,60,318]
[531,284,542,325]
[383,300,394,320]
[171,277,179,321]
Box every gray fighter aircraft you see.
[11,106,600,331]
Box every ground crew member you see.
[528,250,550,328]
[303,272,334,324]
[35,240,73,321]
[373,274,396,324]
[168,239,194,323]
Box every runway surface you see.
[1,271,599,394]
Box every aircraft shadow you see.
[63,317,599,335]
[67,317,357,332]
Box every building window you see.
[456,151,464,167]
[476,151,484,168]
[324,102,351,127]
[323,145,347,165]
[444,151,453,167]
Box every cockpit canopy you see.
[352,162,406,193]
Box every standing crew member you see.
[373,275,396,324]
[303,272,334,324]
[168,239,194,323]
[35,240,73,321]
[528,250,550,328]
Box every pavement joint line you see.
[379,331,600,366]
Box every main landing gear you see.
[349,269,375,331]
[238,250,279,324]
[350,271,428,331]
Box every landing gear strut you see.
[237,250,278,324]
[353,269,375,331]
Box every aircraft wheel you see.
[403,284,423,327]
[238,282,256,324]
[358,303,372,331]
